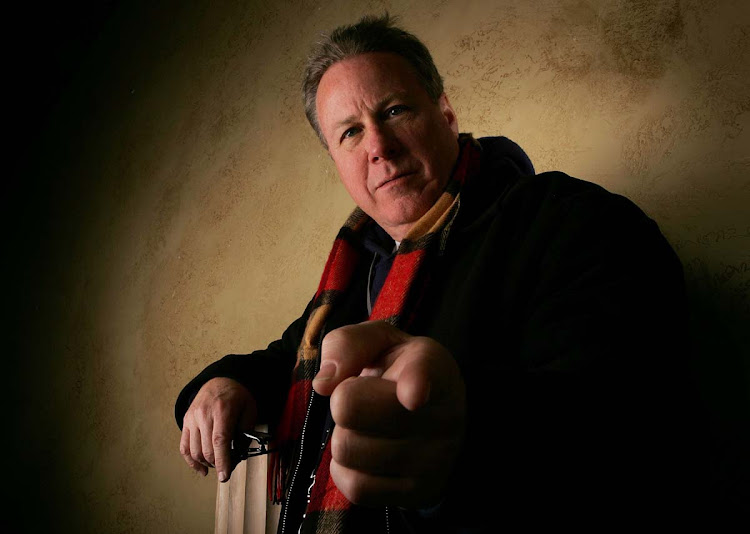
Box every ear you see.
[438,93,459,137]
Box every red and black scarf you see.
[270,134,482,531]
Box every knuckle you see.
[212,395,230,411]
[212,433,229,448]
[323,324,362,355]
[413,334,444,352]
[189,443,206,463]
[412,336,442,360]
[411,336,432,354]
[331,462,366,505]
[330,428,353,465]
[346,485,366,505]
[329,378,358,427]
[192,404,211,422]
[321,328,346,357]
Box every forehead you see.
[322,51,420,89]
[315,52,426,119]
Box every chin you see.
[383,210,429,234]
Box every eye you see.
[340,126,360,142]
[386,105,408,117]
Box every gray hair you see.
[302,13,444,147]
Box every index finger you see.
[212,411,236,483]
[313,321,409,396]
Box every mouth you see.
[377,171,416,190]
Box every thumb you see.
[312,320,409,396]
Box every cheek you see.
[335,159,371,202]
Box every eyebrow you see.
[333,91,410,129]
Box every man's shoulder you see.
[515,171,651,223]
[511,170,619,204]
[468,136,658,234]
[475,136,625,208]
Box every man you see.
[176,14,710,532]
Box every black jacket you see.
[176,137,712,530]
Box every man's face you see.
[316,52,460,241]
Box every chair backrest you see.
[215,426,280,534]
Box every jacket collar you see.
[456,136,535,233]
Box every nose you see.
[366,125,401,163]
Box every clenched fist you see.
[313,321,466,508]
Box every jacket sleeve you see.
[174,298,313,430]
[507,176,708,505]
[424,174,713,529]
[515,177,707,516]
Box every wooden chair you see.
[215,427,280,534]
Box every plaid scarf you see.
[270,134,482,532]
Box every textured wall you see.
[8,0,748,531]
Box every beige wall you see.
[10,0,748,531]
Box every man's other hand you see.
[313,321,466,508]
[179,377,257,483]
